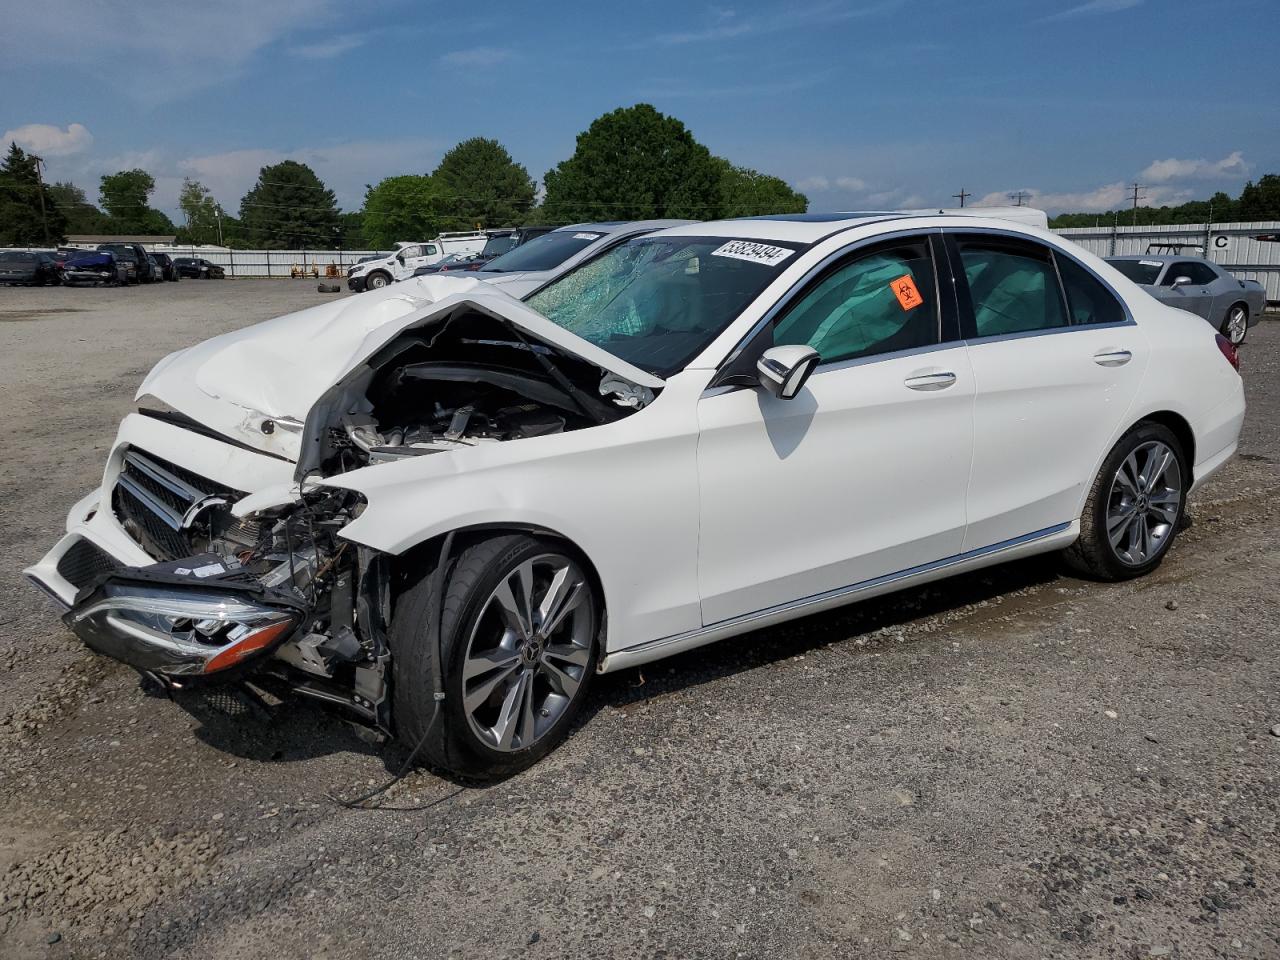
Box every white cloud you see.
[796,176,830,191]
[289,34,368,60]
[439,46,514,67]
[973,182,1193,215]
[653,0,902,45]
[835,176,867,192]
[0,0,343,99]
[1044,0,1142,21]
[1140,150,1248,183]
[1,123,93,157]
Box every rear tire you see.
[1221,303,1249,346]
[1064,422,1187,581]
[390,535,600,781]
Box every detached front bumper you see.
[62,570,304,679]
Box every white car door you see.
[695,232,975,626]
[947,231,1148,550]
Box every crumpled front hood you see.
[135,274,663,461]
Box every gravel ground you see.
[0,281,1277,960]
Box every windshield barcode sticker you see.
[711,241,794,267]
[1139,259,1163,267]
[573,233,603,241]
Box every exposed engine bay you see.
[305,308,655,477]
[61,305,658,731]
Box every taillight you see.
[1215,333,1240,372]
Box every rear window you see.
[482,230,604,273]
[1107,259,1163,285]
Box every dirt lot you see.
[0,281,1277,960]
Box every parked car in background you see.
[0,250,61,285]
[53,248,97,272]
[145,255,163,284]
[97,243,150,284]
[347,232,491,291]
[412,251,486,275]
[173,257,225,279]
[456,220,696,298]
[150,252,181,282]
[1106,254,1265,345]
[63,250,127,286]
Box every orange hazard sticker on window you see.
[890,274,923,311]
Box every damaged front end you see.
[58,482,395,727]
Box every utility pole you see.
[30,154,50,244]
[1008,190,1030,207]
[952,187,971,208]
[215,210,224,247]
[1128,182,1146,225]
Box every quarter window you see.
[957,237,1066,337]
[1054,254,1125,326]
[771,237,939,364]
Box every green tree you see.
[47,181,105,234]
[542,104,722,222]
[98,168,174,234]
[1238,174,1280,221]
[360,175,445,247]
[177,178,225,245]
[431,137,536,229]
[0,142,66,245]
[238,160,342,249]
[715,158,807,217]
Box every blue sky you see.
[2,0,1277,220]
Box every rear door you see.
[948,231,1148,550]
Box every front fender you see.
[320,372,709,653]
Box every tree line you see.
[0,104,807,250]
[1048,175,1280,228]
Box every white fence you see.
[160,247,390,279]
[1056,221,1280,303]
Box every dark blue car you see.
[63,251,127,286]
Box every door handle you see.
[1093,350,1132,367]
[903,372,957,391]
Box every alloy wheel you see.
[1106,440,1182,566]
[461,554,593,752]
[1225,306,1248,346]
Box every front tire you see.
[1222,303,1249,346]
[365,271,390,290]
[391,535,599,780]
[1065,422,1187,581]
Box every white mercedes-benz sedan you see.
[26,209,1245,778]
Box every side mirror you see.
[756,345,820,400]
[1171,275,1192,287]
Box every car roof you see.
[1105,254,1203,263]
[550,220,695,236]
[650,207,1049,244]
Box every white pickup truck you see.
[347,233,488,292]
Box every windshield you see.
[1107,259,1164,285]
[100,244,138,262]
[525,235,797,375]
[483,230,604,273]
[480,234,516,257]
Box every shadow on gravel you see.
[148,553,1069,785]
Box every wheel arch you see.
[1137,409,1196,481]
[384,523,610,648]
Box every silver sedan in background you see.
[1107,254,1266,345]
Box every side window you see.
[1162,262,1196,286]
[957,237,1065,337]
[1186,261,1218,285]
[399,245,421,260]
[1054,253,1126,326]
[425,244,438,256]
[771,236,939,364]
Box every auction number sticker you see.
[711,240,795,267]
[1139,259,1163,267]
[573,233,603,241]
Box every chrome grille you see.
[112,449,244,560]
